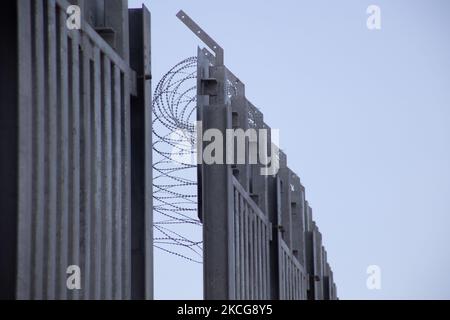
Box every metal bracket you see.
[177,10,224,66]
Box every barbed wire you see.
[152,57,202,264]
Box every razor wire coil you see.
[152,57,202,264]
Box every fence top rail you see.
[232,176,269,225]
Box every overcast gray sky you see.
[129,0,450,300]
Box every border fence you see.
[178,11,338,300]
[0,0,336,301]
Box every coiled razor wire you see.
[152,57,202,264]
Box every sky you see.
[129,0,450,300]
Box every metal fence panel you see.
[9,0,151,300]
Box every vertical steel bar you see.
[56,6,69,300]
[79,34,92,300]
[16,0,33,300]
[234,189,240,299]
[248,207,254,299]
[31,0,46,300]
[101,55,113,300]
[91,46,102,300]
[68,29,81,300]
[112,64,123,300]
[244,201,249,299]
[122,71,132,299]
[44,0,58,300]
[239,194,246,299]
